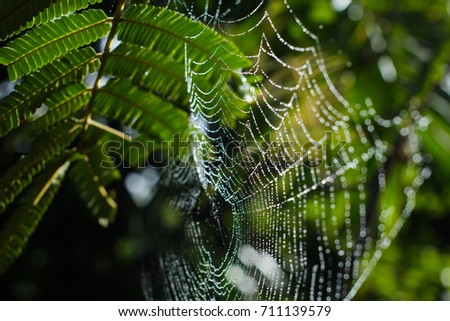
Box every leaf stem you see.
[80,0,127,141]
[87,118,133,142]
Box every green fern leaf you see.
[0,157,72,275]
[22,0,105,37]
[0,121,82,214]
[116,5,251,127]
[29,83,92,137]
[118,5,251,70]
[0,0,104,41]
[106,43,189,104]
[94,79,189,141]
[86,145,122,187]
[69,153,118,227]
[67,126,122,226]
[0,0,56,41]
[0,9,110,81]
[0,47,99,137]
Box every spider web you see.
[140,0,428,300]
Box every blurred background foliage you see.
[294,0,450,300]
[0,0,449,300]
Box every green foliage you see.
[69,153,119,227]
[0,0,105,42]
[296,0,450,300]
[29,83,92,137]
[94,79,188,141]
[0,48,100,138]
[0,156,72,275]
[0,121,82,215]
[0,0,447,300]
[0,0,56,41]
[0,9,110,81]
[105,44,189,104]
[0,0,249,275]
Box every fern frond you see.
[0,47,99,138]
[0,0,105,42]
[29,83,91,137]
[24,0,105,37]
[118,5,251,70]
[0,121,82,214]
[69,153,118,227]
[106,43,188,104]
[0,0,55,41]
[94,79,189,141]
[0,157,72,275]
[86,146,122,187]
[0,9,110,81]
[116,5,252,127]
[67,125,122,226]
